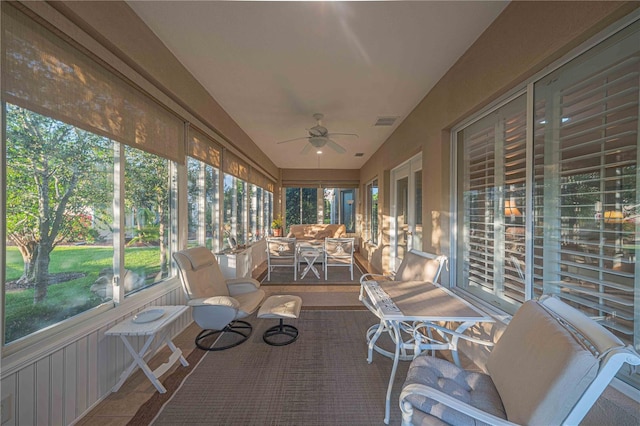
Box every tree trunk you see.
[158,204,167,275]
[11,238,37,285]
[33,243,52,303]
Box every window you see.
[124,147,173,294]
[284,187,355,230]
[341,190,356,233]
[223,174,248,248]
[249,185,271,242]
[367,179,379,244]
[4,104,114,343]
[534,23,639,352]
[455,19,639,386]
[2,4,182,346]
[187,157,221,251]
[285,187,318,226]
[323,188,333,224]
[2,4,275,351]
[456,95,528,314]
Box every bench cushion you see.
[287,223,346,240]
[403,355,506,426]
[486,300,599,425]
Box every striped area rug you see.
[131,310,410,425]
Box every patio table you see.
[299,248,323,279]
[361,279,493,424]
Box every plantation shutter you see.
[461,119,497,296]
[534,26,639,342]
[457,95,527,312]
[502,108,528,304]
[2,4,184,163]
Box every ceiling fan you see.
[276,113,358,154]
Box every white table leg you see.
[450,321,475,367]
[383,321,402,424]
[300,253,320,278]
[366,322,386,363]
[114,334,164,393]
[113,331,190,394]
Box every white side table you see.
[299,248,323,279]
[105,305,189,393]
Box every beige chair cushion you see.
[314,229,332,239]
[486,300,599,425]
[395,251,441,282]
[403,355,506,426]
[174,247,229,299]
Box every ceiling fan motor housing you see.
[309,136,327,147]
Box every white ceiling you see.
[127,1,508,169]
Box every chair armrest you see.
[359,273,393,285]
[188,296,240,309]
[227,278,261,296]
[400,383,515,426]
[413,322,495,347]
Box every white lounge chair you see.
[173,246,265,351]
[400,295,640,426]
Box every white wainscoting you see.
[1,281,190,426]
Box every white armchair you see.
[400,296,640,425]
[173,246,265,351]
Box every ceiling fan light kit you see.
[276,113,358,154]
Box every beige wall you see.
[360,1,639,275]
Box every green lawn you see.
[4,245,166,343]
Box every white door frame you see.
[390,153,422,271]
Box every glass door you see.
[391,153,422,271]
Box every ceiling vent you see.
[374,116,399,127]
[354,152,364,157]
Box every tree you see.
[6,104,112,303]
[124,147,170,278]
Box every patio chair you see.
[324,237,355,280]
[173,246,265,351]
[400,295,640,426]
[266,237,298,281]
[359,249,447,291]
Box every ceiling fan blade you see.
[326,139,346,154]
[277,136,309,144]
[326,132,359,139]
[300,143,313,155]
